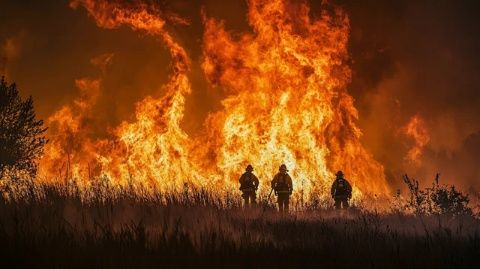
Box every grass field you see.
[0,181,479,269]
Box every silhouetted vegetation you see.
[0,181,479,269]
[0,77,47,180]
[403,173,472,216]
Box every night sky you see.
[1,0,480,191]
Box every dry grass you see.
[0,181,479,268]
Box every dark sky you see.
[339,0,480,190]
[1,0,480,191]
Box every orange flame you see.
[403,114,430,166]
[38,0,390,201]
[39,77,101,183]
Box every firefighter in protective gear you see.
[239,164,259,206]
[331,170,352,209]
[271,164,293,213]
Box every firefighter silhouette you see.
[331,170,352,209]
[271,164,293,213]
[239,164,259,206]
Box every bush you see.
[402,173,472,216]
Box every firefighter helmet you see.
[279,164,288,172]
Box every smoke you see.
[0,32,27,79]
[90,53,114,74]
[335,0,480,191]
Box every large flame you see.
[37,0,390,202]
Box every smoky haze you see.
[338,0,480,191]
[1,0,479,192]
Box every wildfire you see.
[403,114,430,166]
[37,0,390,202]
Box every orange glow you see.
[37,0,390,202]
[403,114,430,166]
